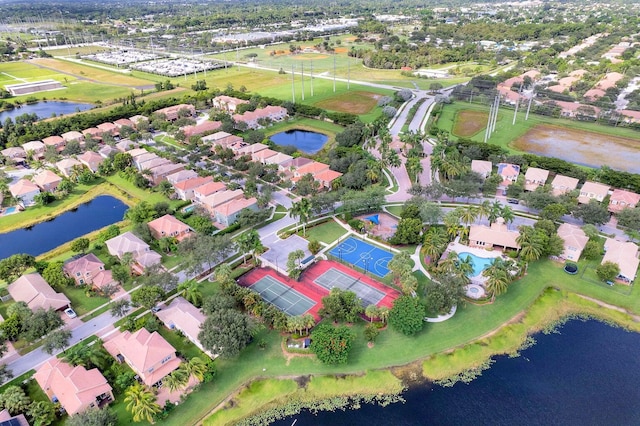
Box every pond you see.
[0,101,94,122]
[0,195,127,259]
[269,129,328,154]
[512,124,640,173]
[274,320,640,425]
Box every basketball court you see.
[329,236,393,278]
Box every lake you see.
[270,130,328,154]
[0,101,93,122]
[274,320,640,425]
[0,195,127,259]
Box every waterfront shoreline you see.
[201,288,640,425]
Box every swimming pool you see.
[458,252,494,277]
[2,206,16,215]
[183,204,196,213]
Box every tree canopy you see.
[309,323,355,365]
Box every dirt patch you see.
[512,124,640,173]
[292,54,329,61]
[390,360,426,387]
[316,91,380,114]
[334,47,348,54]
[452,110,488,137]
[294,375,311,389]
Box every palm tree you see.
[378,306,390,324]
[157,180,174,198]
[387,149,401,168]
[460,205,478,227]
[291,198,312,236]
[501,205,516,226]
[456,254,474,279]
[180,281,203,307]
[422,227,449,261]
[183,357,208,382]
[124,383,161,423]
[365,304,379,322]
[366,161,380,183]
[488,201,503,225]
[242,291,262,312]
[484,268,511,297]
[438,251,459,274]
[302,314,315,335]
[237,229,262,264]
[516,226,544,262]
[443,210,463,240]
[477,200,491,223]
[163,368,189,392]
[214,263,233,284]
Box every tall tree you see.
[237,229,263,264]
[124,383,161,423]
[291,198,312,236]
[389,295,425,336]
[309,323,355,365]
[27,401,56,426]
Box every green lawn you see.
[303,219,348,244]
[436,101,640,154]
[62,285,109,316]
[157,326,205,360]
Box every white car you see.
[64,308,77,319]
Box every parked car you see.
[507,198,520,204]
[151,306,161,313]
[64,308,77,319]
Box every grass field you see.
[437,102,640,154]
[452,110,489,137]
[303,219,348,244]
[315,90,381,115]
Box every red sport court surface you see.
[238,260,401,319]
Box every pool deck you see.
[446,241,503,284]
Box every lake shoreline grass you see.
[200,287,640,425]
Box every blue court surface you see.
[329,236,393,278]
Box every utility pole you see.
[310,60,314,97]
[291,64,295,103]
[333,55,336,92]
[512,82,523,125]
[525,94,533,120]
[347,58,351,90]
[301,63,305,101]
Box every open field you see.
[437,102,640,159]
[30,58,153,86]
[513,124,640,173]
[315,90,381,115]
[452,110,488,137]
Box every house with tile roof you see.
[263,152,293,166]
[8,273,71,311]
[105,232,162,274]
[116,140,137,152]
[251,148,279,163]
[61,131,84,145]
[148,163,184,186]
[181,121,222,139]
[497,163,520,186]
[156,297,215,358]
[154,104,195,121]
[56,158,83,178]
[147,214,193,242]
[471,160,492,179]
[97,123,118,136]
[63,253,106,286]
[293,161,330,179]
[279,157,313,172]
[35,359,113,416]
[129,115,147,128]
[9,179,40,205]
[77,151,105,173]
[0,409,28,426]
[212,95,249,112]
[557,223,589,262]
[114,118,135,130]
[469,218,520,251]
[608,189,640,214]
[314,169,343,189]
[98,145,118,159]
[166,169,198,185]
[43,135,66,152]
[202,132,244,149]
[551,174,579,197]
[82,127,103,142]
[602,239,639,284]
[32,170,62,193]
[194,181,227,203]
[233,106,287,129]
[126,148,149,158]
[214,197,258,227]
[524,167,549,192]
[201,189,244,216]
[578,181,610,204]
[1,146,26,162]
[173,176,214,201]
[22,140,46,158]
[235,143,269,157]
[104,328,181,386]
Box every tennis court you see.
[329,236,393,278]
[250,275,316,316]
[314,267,385,307]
